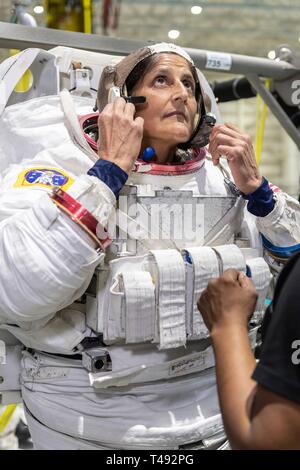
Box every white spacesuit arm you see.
[0,174,116,325]
[256,191,300,248]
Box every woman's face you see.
[132,53,198,147]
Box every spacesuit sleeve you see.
[256,190,300,250]
[0,173,116,325]
[242,176,300,251]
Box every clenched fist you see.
[98,97,144,174]
[198,269,258,333]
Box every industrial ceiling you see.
[0,1,299,60]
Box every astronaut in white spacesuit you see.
[0,42,300,450]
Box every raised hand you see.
[98,97,144,174]
[209,123,262,195]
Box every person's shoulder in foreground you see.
[253,251,300,406]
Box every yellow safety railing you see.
[255,79,271,165]
[83,0,92,34]
[0,405,17,434]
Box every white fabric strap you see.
[103,255,150,343]
[212,244,246,273]
[185,247,220,339]
[247,258,271,322]
[149,250,186,350]
[118,271,156,343]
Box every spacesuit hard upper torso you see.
[0,49,300,448]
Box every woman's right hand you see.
[97,97,144,174]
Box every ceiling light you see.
[268,50,276,60]
[191,6,203,15]
[33,5,44,14]
[168,30,180,40]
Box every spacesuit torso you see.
[0,47,300,449]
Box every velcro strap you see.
[213,244,246,273]
[118,271,156,343]
[149,249,186,350]
[185,247,220,339]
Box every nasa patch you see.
[14,167,74,191]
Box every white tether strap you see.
[119,271,156,344]
[185,247,220,339]
[212,244,246,273]
[149,250,186,350]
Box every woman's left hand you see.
[208,123,262,195]
[197,269,258,333]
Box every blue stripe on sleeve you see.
[242,177,275,217]
[87,159,128,198]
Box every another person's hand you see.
[208,123,262,195]
[198,269,258,333]
[98,97,144,174]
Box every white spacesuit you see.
[0,43,300,450]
